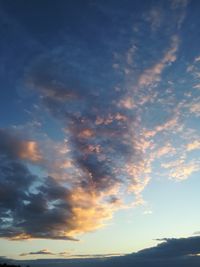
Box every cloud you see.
[126,44,137,65]
[144,7,163,32]
[16,235,200,261]
[171,0,189,9]
[13,43,158,239]
[0,129,42,163]
[0,128,111,240]
[153,143,176,158]
[1,30,199,242]
[195,56,200,62]
[189,103,200,117]
[193,231,200,235]
[10,236,200,266]
[20,249,55,256]
[0,128,127,240]
[143,117,179,138]
[137,35,179,88]
[187,140,200,151]
[20,250,122,259]
[26,53,142,192]
[162,160,200,181]
[0,0,198,243]
[136,236,200,259]
[14,25,199,241]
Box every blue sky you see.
[0,0,200,265]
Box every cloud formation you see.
[20,249,121,259]
[137,35,179,87]
[0,128,122,240]
[0,0,199,242]
[10,235,200,267]
[20,249,55,257]
[135,236,200,259]
[0,129,42,163]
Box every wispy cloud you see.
[144,7,163,32]
[187,140,200,151]
[20,249,55,257]
[20,249,122,259]
[162,159,200,181]
[137,35,179,88]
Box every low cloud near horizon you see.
[2,235,200,267]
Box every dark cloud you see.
[5,41,150,241]
[135,236,200,258]
[0,128,122,240]
[0,129,42,162]
[0,128,78,240]
[20,249,55,257]
[0,129,27,160]
[20,250,121,258]
[26,51,141,196]
[13,236,200,267]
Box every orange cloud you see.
[162,159,200,181]
[154,143,176,158]
[66,187,121,237]
[118,97,136,109]
[144,117,178,138]
[189,103,200,117]
[187,140,200,151]
[170,162,200,181]
[78,129,94,138]
[20,141,42,162]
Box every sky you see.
[0,0,200,266]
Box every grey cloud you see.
[20,249,55,257]
[0,129,26,160]
[67,253,122,258]
[0,129,78,240]
[193,231,200,235]
[19,250,120,258]
[12,236,200,267]
[0,127,131,240]
[135,236,200,258]
[26,52,140,196]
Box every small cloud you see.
[19,141,42,162]
[20,249,55,256]
[171,0,189,9]
[186,140,200,151]
[189,103,200,117]
[58,251,71,257]
[193,231,200,235]
[162,160,200,181]
[154,143,176,158]
[195,56,200,62]
[138,35,179,88]
[144,7,163,32]
[143,210,153,215]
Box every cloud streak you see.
[137,35,179,88]
[20,249,55,257]
[10,235,200,266]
